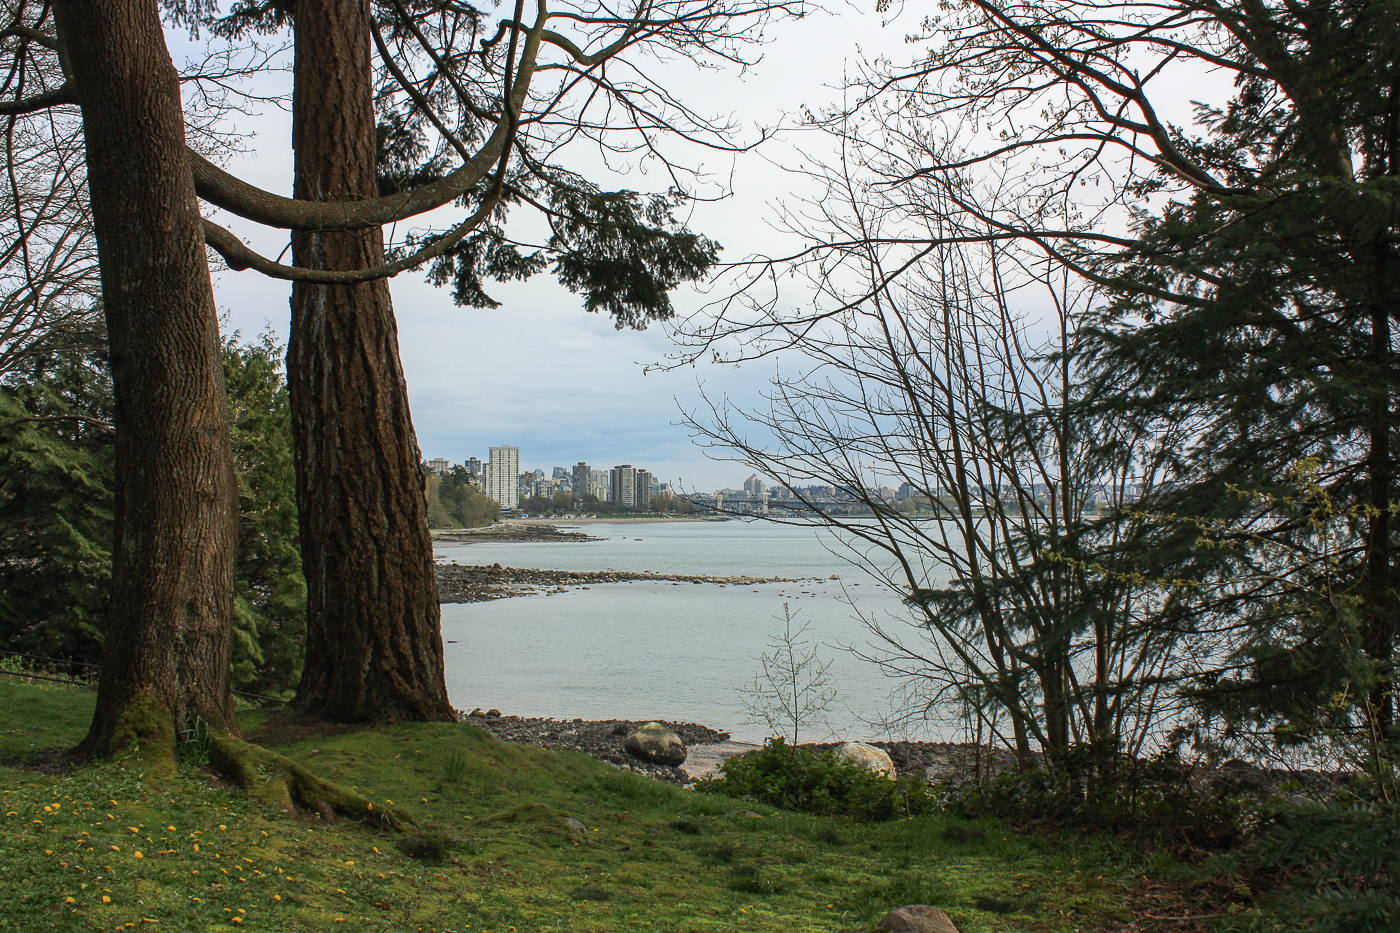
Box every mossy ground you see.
[0,678,1147,932]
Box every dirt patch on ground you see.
[242,708,365,748]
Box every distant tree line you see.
[426,467,498,528]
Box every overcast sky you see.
[186,2,913,493]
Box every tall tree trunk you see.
[1362,258,1396,744]
[56,0,240,762]
[289,0,454,722]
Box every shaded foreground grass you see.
[0,680,1141,932]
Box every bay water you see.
[435,520,956,743]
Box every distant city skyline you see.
[425,448,769,496]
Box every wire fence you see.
[0,649,288,706]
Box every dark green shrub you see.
[1232,800,1400,933]
[695,737,934,820]
[943,742,1249,846]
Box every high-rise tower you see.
[487,446,520,509]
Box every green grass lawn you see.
[0,677,1145,932]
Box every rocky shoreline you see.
[459,711,1032,786]
[435,562,809,603]
[461,711,1347,798]
[433,523,606,545]
[461,711,733,782]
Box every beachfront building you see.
[486,445,520,510]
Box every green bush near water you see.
[940,741,1253,847]
[696,737,935,821]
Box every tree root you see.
[208,733,415,831]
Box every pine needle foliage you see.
[0,346,112,662]
[0,331,306,695]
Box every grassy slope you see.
[0,679,1138,933]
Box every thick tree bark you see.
[289,0,454,723]
[55,0,240,761]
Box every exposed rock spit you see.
[435,563,806,603]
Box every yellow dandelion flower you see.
[133,852,143,859]
[101,895,111,903]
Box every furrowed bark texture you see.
[289,0,454,722]
[56,0,240,757]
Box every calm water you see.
[435,520,955,742]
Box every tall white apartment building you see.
[609,465,636,507]
[486,445,520,510]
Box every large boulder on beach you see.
[836,742,897,780]
[625,722,687,766]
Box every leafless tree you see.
[683,154,1227,761]
[0,7,99,379]
[672,0,1400,758]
